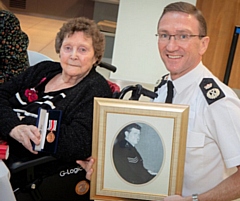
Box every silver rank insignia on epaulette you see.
[199,78,225,105]
[154,74,169,92]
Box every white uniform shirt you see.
[154,62,240,196]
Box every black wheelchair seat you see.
[7,155,91,201]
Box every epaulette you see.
[154,74,169,92]
[199,78,225,105]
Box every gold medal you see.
[75,180,89,195]
[46,131,55,143]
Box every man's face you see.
[157,11,209,80]
[125,127,141,146]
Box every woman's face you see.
[59,31,97,79]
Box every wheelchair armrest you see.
[8,156,56,173]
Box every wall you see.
[2,0,94,19]
[110,0,196,85]
[93,1,118,60]
[196,0,240,89]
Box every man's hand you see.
[163,195,191,201]
[76,156,95,180]
[152,195,191,201]
[9,125,41,154]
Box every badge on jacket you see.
[199,78,225,105]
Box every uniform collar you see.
[170,62,204,94]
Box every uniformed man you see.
[78,2,240,201]
[153,2,240,201]
[112,123,155,184]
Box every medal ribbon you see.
[48,120,57,131]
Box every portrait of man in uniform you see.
[112,122,162,185]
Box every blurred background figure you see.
[0,0,29,84]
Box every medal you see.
[75,180,89,195]
[46,120,57,143]
[46,131,55,143]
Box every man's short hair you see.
[124,123,141,133]
[158,2,207,36]
[117,123,142,141]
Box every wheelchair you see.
[5,62,158,201]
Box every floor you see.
[15,13,66,62]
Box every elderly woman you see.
[0,17,112,163]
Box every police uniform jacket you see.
[113,139,154,184]
[154,61,240,196]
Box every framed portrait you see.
[90,97,189,201]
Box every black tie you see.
[165,81,174,103]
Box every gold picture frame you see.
[91,97,189,201]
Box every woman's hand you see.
[76,156,95,180]
[9,125,41,154]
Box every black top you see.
[0,61,112,162]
